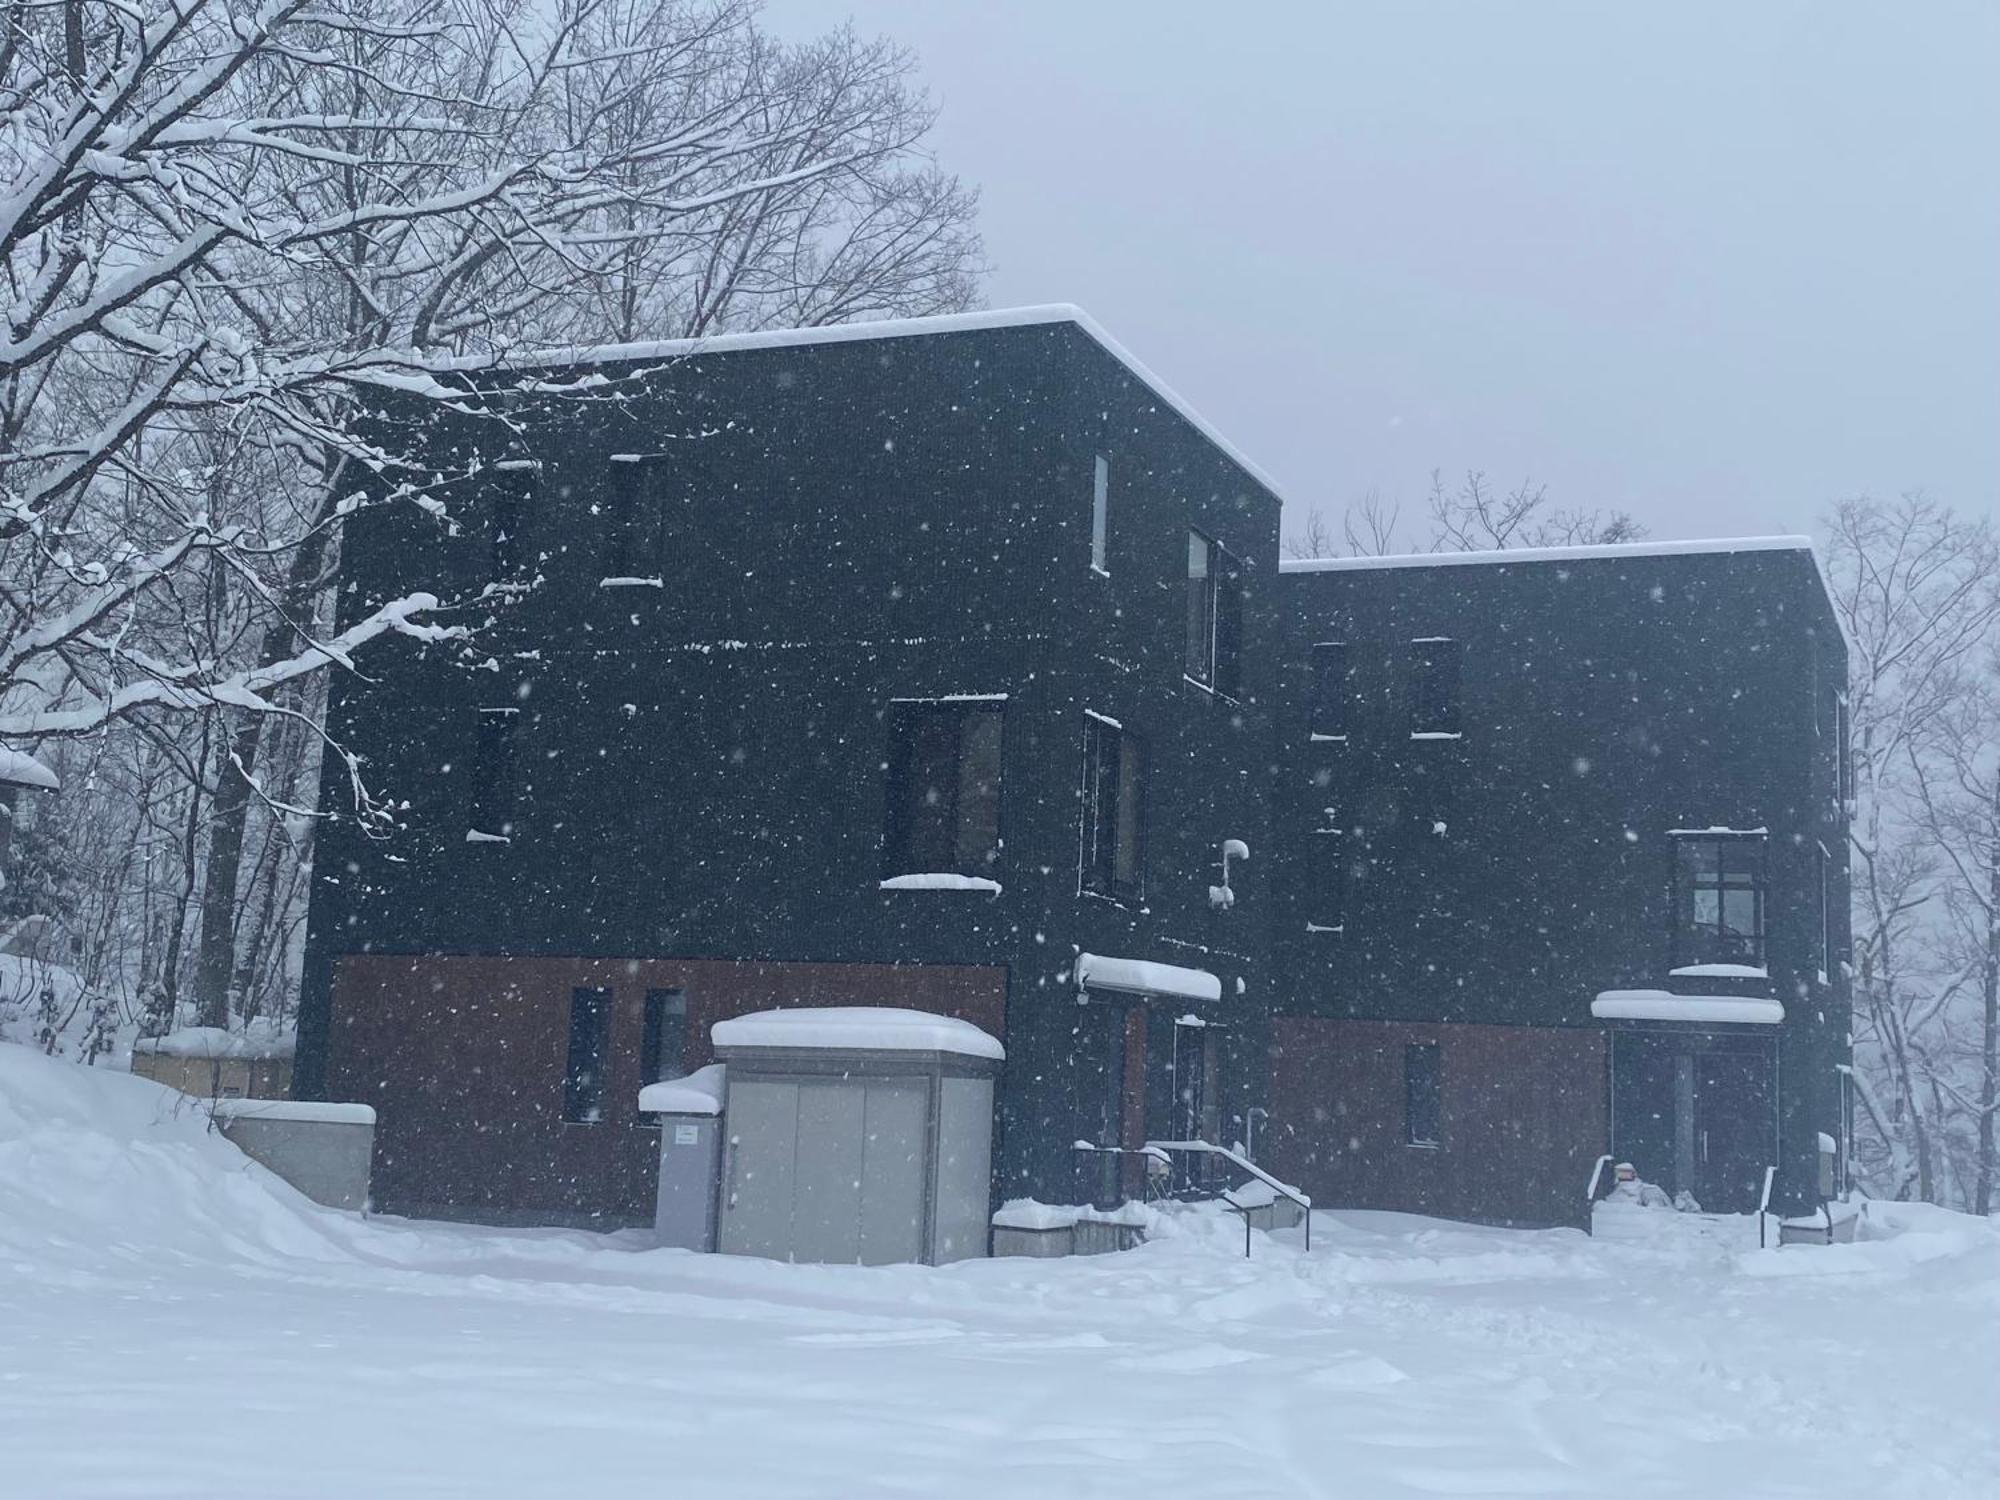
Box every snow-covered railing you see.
[1756,1165,1778,1249]
[1144,1139,1311,1257]
[1585,1153,1615,1207]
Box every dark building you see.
[1262,542,1852,1223]
[297,307,1851,1232]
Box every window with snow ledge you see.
[466,706,518,845]
[563,988,610,1124]
[1408,638,1461,738]
[1304,809,1345,934]
[1079,714,1145,900]
[1309,641,1349,741]
[600,453,667,579]
[1185,530,1243,699]
[487,459,537,581]
[1672,833,1766,968]
[881,700,1003,882]
[1404,1043,1441,1148]
[1090,454,1111,575]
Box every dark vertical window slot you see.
[1306,812,1345,933]
[564,988,611,1123]
[1310,642,1349,740]
[1186,531,1243,697]
[1837,694,1853,805]
[883,703,1004,878]
[640,989,688,1085]
[469,708,518,841]
[490,465,535,581]
[602,457,665,578]
[1404,1042,1442,1147]
[1185,532,1214,685]
[1410,638,1462,737]
[1213,549,1244,698]
[1081,717,1145,898]
[1090,455,1110,574]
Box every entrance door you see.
[1694,1050,1776,1213]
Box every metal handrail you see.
[1585,1153,1615,1203]
[1756,1164,1777,1248]
[1144,1138,1312,1256]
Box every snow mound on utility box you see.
[0,1042,353,1271]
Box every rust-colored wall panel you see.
[1265,1018,1606,1228]
[326,954,1008,1225]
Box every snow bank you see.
[134,1024,296,1059]
[208,1098,376,1126]
[0,1042,350,1271]
[712,1007,1004,1060]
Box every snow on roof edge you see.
[455,305,1290,510]
[1279,535,1816,574]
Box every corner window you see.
[883,702,1003,878]
[641,988,688,1085]
[1090,455,1110,574]
[1404,1043,1441,1147]
[1409,638,1461,738]
[1081,715,1145,897]
[1673,835,1766,966]
[1186,531,1243,697]
[1836,692,1853,805]
[1816,843,1831,981]
[564,988,611,1123]
[1310,642,1349,740]
[468,707,518,841]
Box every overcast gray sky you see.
[759,0,1998,545]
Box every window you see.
[1404,1043,1441,1147]
[602,456,664,577]
[468,708,518,840]
[1837,692,1853,805]
[1409,638,1461,737]
[641,989,688,1085]
[1081,715,1145,897]
[489,462,536,580]
[564,988,611,1123]
[1816,842,1831,980]
[1090,455,1110,574]
[1185,531,1244,697]
[1309,642,1349,740]
[1305,811,1345,933]
[1673,836,1766,966]
[882,702,1003,877]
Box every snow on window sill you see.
[1089,564,1110,579]
[1304,922,1344,935]
[1668,963,1768,979]
[1409,731,1462,741]
[879,874,1002,894]
[465,829,511,845]
[599,576,664,588]
[1309,732,1347,743]
[1404,1140,1442,1152]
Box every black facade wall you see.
[296,319,1281,1209]
[1270,548,1851,1214]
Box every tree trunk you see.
[1977,775,1999,1217]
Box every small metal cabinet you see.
[711,1008,1002,1266]
[638,1064,726,1252]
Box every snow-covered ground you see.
[3,1045,1996,1499]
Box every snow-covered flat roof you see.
[711,1007,1004,1061]
[461,305,1287,506]
[1075,953,1223,1003]
[1281,536,1814,575]
[1591,990,1785,1025]
[209,1098,375,1126]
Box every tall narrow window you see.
[1836,693,1853,805]
[1081,715,1145,897]
[1090,455,1110,574]
[564,988,611,1123]
[1410,638,1461,737]
[1185,531,1244,697]
[1305,811,1345,933]
[602,456,665,578]
[1310,642,1349,740]
[640,988,688,1085]
[489,460,537,580]
[468,708,518,841]
[1673,835,1767,966]
[1404,1043,1441,1147]
[1816,843,1831,980]
[882,702,1004,877]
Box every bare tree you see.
[1284,472,1640,561]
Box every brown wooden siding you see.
[327,954,1008,1226]
[1265,1018,1606,1228]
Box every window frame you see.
[1408,637,1462,739]
[639,988,689,1095]
[563,988,611,1124]
[1309,641,1349,742]
[1079,713,1146,901]
[1404,1042,1442,1148]
[1304,808,1346,935]
[468,706,519,842]
[1090,454,1110,576]
[1671,833,1768,968]
[1185,529,1244,699]
[881,700,1005,880]
[488,459,538,581]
